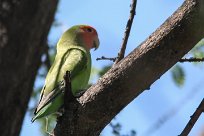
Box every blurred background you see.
[20,0,204,136]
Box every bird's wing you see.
[34,81,64,115]
[34,47,88,114]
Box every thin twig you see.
[114,0,137,64]
[96,56,116,62]
[96,57,204,63]
[63,71,74,108]
[142,79,204,136]
[179,57,204,63]
[96,0,137,64]
[179,99,204,136]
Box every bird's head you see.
[58,25,100,51]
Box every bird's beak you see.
[93,36,100,51]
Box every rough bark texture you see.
[0,0,58,136]
[54,0,204,135]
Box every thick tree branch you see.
[0,0,58,136]
[179,99,204,136]
[54,0,204,135]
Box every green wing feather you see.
[32,46,91,122]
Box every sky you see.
[20,0,204,136]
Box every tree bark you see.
[54,0,204,135]
[0,0,58,136]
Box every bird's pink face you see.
[78,26,100,51]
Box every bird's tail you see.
[31,116,37,123]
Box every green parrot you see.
[32,25,99,122]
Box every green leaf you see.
[98,65,111,77]
[190,39,204,58]
[171,65,185,87]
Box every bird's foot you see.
[75,90,86,98]
[56,107,64,116]
[46,130,54,136]
[45,117,54,136]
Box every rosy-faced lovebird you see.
[32,25,100,122]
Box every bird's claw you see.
[75,90,86,98]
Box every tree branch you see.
[0,0,59,136]
[63,71,74,107]
[143,79,204,136]
[179,99,204,136]
[54,0,204,135]
[96,56,116,62]
[179,57,204,62]
[114,0,137,64]
[96,0,137,63]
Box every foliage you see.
[190,39,204,59]
[109,121,137,136]
[98,65,112,77]
[171,64,185,87]
[171,39,204,87]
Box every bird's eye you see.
[86,28,93,32]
